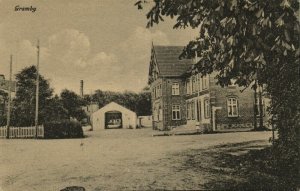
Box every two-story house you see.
[148,45,270,131]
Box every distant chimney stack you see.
[80,80,83,97]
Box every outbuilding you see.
[91,102,137,130]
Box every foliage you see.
[41,95,69,122]
[136,0,300,186]
[60,89,87,121]
[0,90,8,126]
[44,120,84,139]
[11,65,53,126]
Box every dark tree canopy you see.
[60,89,87,121]
[11,65,53,126]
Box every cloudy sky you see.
[0,0,198,95]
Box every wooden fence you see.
[0,126,44,138]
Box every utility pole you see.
[253,80,257,130]
[258,85,264,129]
[6,55,12,139]
[35,40,40,138]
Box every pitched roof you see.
[153,45,192,77]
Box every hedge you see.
[44,120,84,139]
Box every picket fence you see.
[0,126,44,138]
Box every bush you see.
[44,120,84,139]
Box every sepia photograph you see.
[0,0,299,190]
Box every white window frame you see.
[202,75,209,90]
[191,101,195,120]
[192,76,196,93]
[186,80,191,95]
[186,102,190,120]
[172,105,181,120]
[227,97,239,117]
[204,99,210,118]
[172,83,180,95]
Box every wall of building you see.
[209,75,270,130]
[161,77,187,130]
[91,102,137,130]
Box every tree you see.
[136,90,152,116]
[11,65,53,126]
[0,90,8,126]
[41,95,69,122]
[60,89,87,121]
[136,0,299,187]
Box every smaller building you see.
[91,102,137,130]
[82,102,99,124]
[137,116,153,128]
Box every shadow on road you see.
[176,140,296,190]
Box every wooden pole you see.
[258,85,264,129]
[35,40,40,138]
[253,81,257,130]
[6,55,12,139]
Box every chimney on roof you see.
[80,80,83,97]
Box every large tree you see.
[136,0,299,187]
[11,65,53,126]
[60,89,87,121]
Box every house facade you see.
[149,45,269,131]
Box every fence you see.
[0,126,44,138]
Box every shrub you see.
[44,120,84,139]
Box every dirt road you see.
[0,128,272,191]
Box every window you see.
[186,102,191,119]
[204,99,210,118]
[159,108,163,121]
[153,108,157,121]
[255,98,265,116]
[159,84,162,96]
[172,83,180,95]
[195,75,199,92]
[192,76,196,93]
[227,97,239,117]
[191,101,195,120]
[172,105,181,120]
[186,80,191,95]
[202,75,209,90]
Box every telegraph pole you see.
[253,80,257,130]
[6,55,12,139]
[258,85,264,129]
[35,40,40,138]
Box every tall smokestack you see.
[80,80,83,97]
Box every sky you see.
[0,0,199,95]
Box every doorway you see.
[105,111,122,129]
